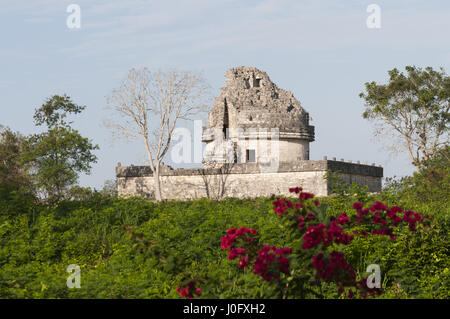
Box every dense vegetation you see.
[0,67,448,299]
[0,149,448,298]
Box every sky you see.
[1,0,449,190]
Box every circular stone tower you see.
[202,66,314,166]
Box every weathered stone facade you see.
[202,66,314,166]
[116,160,383,199]
[116,66,383,200]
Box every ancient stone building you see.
[202,67,314,166]
[116,67,383,200]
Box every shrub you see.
[178,187,432,299]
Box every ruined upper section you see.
[203,66,314,141]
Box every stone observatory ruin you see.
[116,66,383,200]
[202,67,315,168]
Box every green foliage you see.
[0,195,280,298]
[24,95,99,201]
[0,128,32,194]
[33,94,86,129]
[0,129,448,298]
[0,186,448,298]
[324,170,370,214]
[0,128,36,217]
[381,146,450,227]
[360,66,449,167]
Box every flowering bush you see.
[176,280,202,299]
[212,187,428,298]
[253,245,292,281]
[221,227,259,269]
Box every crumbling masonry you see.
[116,67,383,200]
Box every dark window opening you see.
[254,78,261,87]
[223,98,229,139]
[244,78,250,89]
[246,149,256,163]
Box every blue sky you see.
[1,0,449,189]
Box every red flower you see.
[177,280,203,299]
[312,253,325,271]
[299,192,315,201]
[337,213,350,225]
[303,221,353,250]
[289,187,302,194]
[312,251,356,286]
[370,201,387,212]
[302,224,325,250]
[253,245,292,281]
[306,212,315,219]
[273,199,289,215]
[222,188,428,300]
[298,216,305,228]
[355,277,382,297]
[238,255,249,268]
[221,227,258,264]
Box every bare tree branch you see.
[105,67,211,200]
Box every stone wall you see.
[116,160,383,200]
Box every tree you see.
[406,145,450,205]
[200,162,235,200]
[360,66,449,168]
[0,127,34,199]
[101,179,118,197]
[106,67,210,201]
[26,95,99,201]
